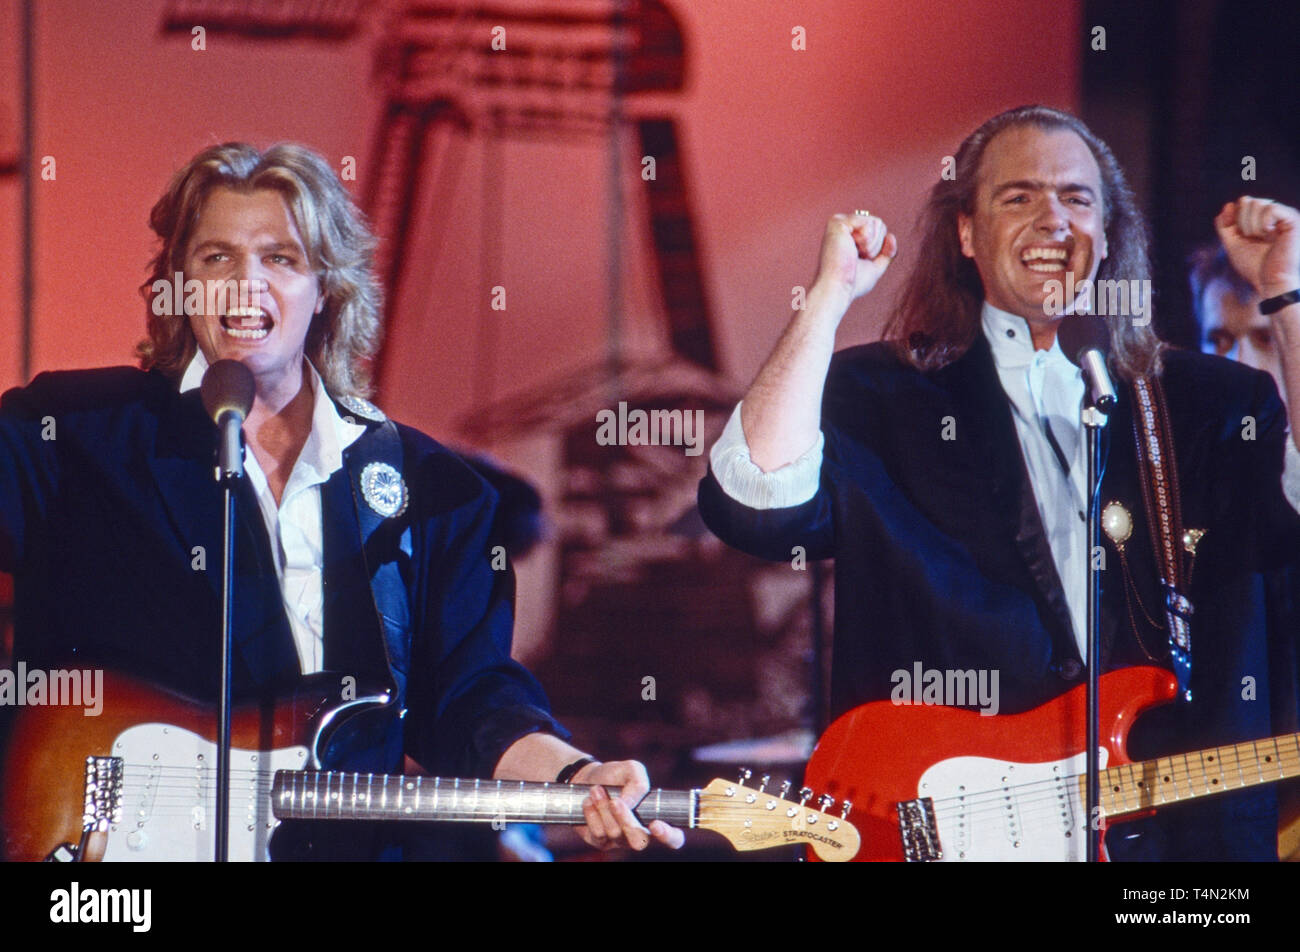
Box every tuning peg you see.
[757,774,770,793]
[779,779,792,799]
[737,768,752,786]
[818,793,834,813]
[798,787,813,805]
[840,799,853,819]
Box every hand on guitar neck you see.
[493,731,685,851]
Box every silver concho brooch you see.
[360,461,408,518]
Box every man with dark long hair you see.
[700,106,1300,860]
[0,142,682,859]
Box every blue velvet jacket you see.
[700,337,1300,860]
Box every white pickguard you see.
[100,723,309,862]
[916,748,1109,861]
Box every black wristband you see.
[556,757,596,784]
[1259,288,1300,315]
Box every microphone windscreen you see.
[1057,314,1112,367]
[200,359,256,423]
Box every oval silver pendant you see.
[360,462,408,518]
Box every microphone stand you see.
[214,413,244,863]
[1082,400,1108,862]
[1061,314,1116,863]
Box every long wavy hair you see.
[883,105,1163,380]
[137,142,383,398]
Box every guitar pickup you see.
[897,797,943,861]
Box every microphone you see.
[200,359,256,481]
[1057,314,1117,413]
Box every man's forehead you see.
[976,126,1103,193]
[188,187,305,247]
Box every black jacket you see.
[0,366,564,859]
[700,337,1300,860]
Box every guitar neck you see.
[272,771,697,827]
[1095,731,1300,818]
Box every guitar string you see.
[100,744,1300,817]
[98,801,811,825]
[925,754,1300,830]
[917,735,1300,814]
[102,771,859,805]
[90,738,1300,831]
[100,762,1292,841]
[922,746,1300,832]
[87,770,839,824]
[925,773,1280,849]
[825,739,1300,840]
[99,779,818,813]
[103,736,1300,804]
[101,763,845,803]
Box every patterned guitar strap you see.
[1131,374,1200,701]
[336,395,414,720]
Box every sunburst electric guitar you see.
[803,665,1300,861]
[0,672,859,862]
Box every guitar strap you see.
[343,417,414,712]
[1130,374,1198,701]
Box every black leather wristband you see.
[1259,288,1300,314]
[556,757,596,784]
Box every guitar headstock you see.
[697,771,860,862]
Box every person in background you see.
[1191,242,1288,402]
[1190,241,1300,859]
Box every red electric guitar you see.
[803,666,1300,861]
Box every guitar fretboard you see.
[271,771,697,827]
[1089,731,1300,817]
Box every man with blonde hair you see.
[0,142,681,860]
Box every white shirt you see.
[180,353,367,673]
[981,303,1089,655]
[709,304,1300,656]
